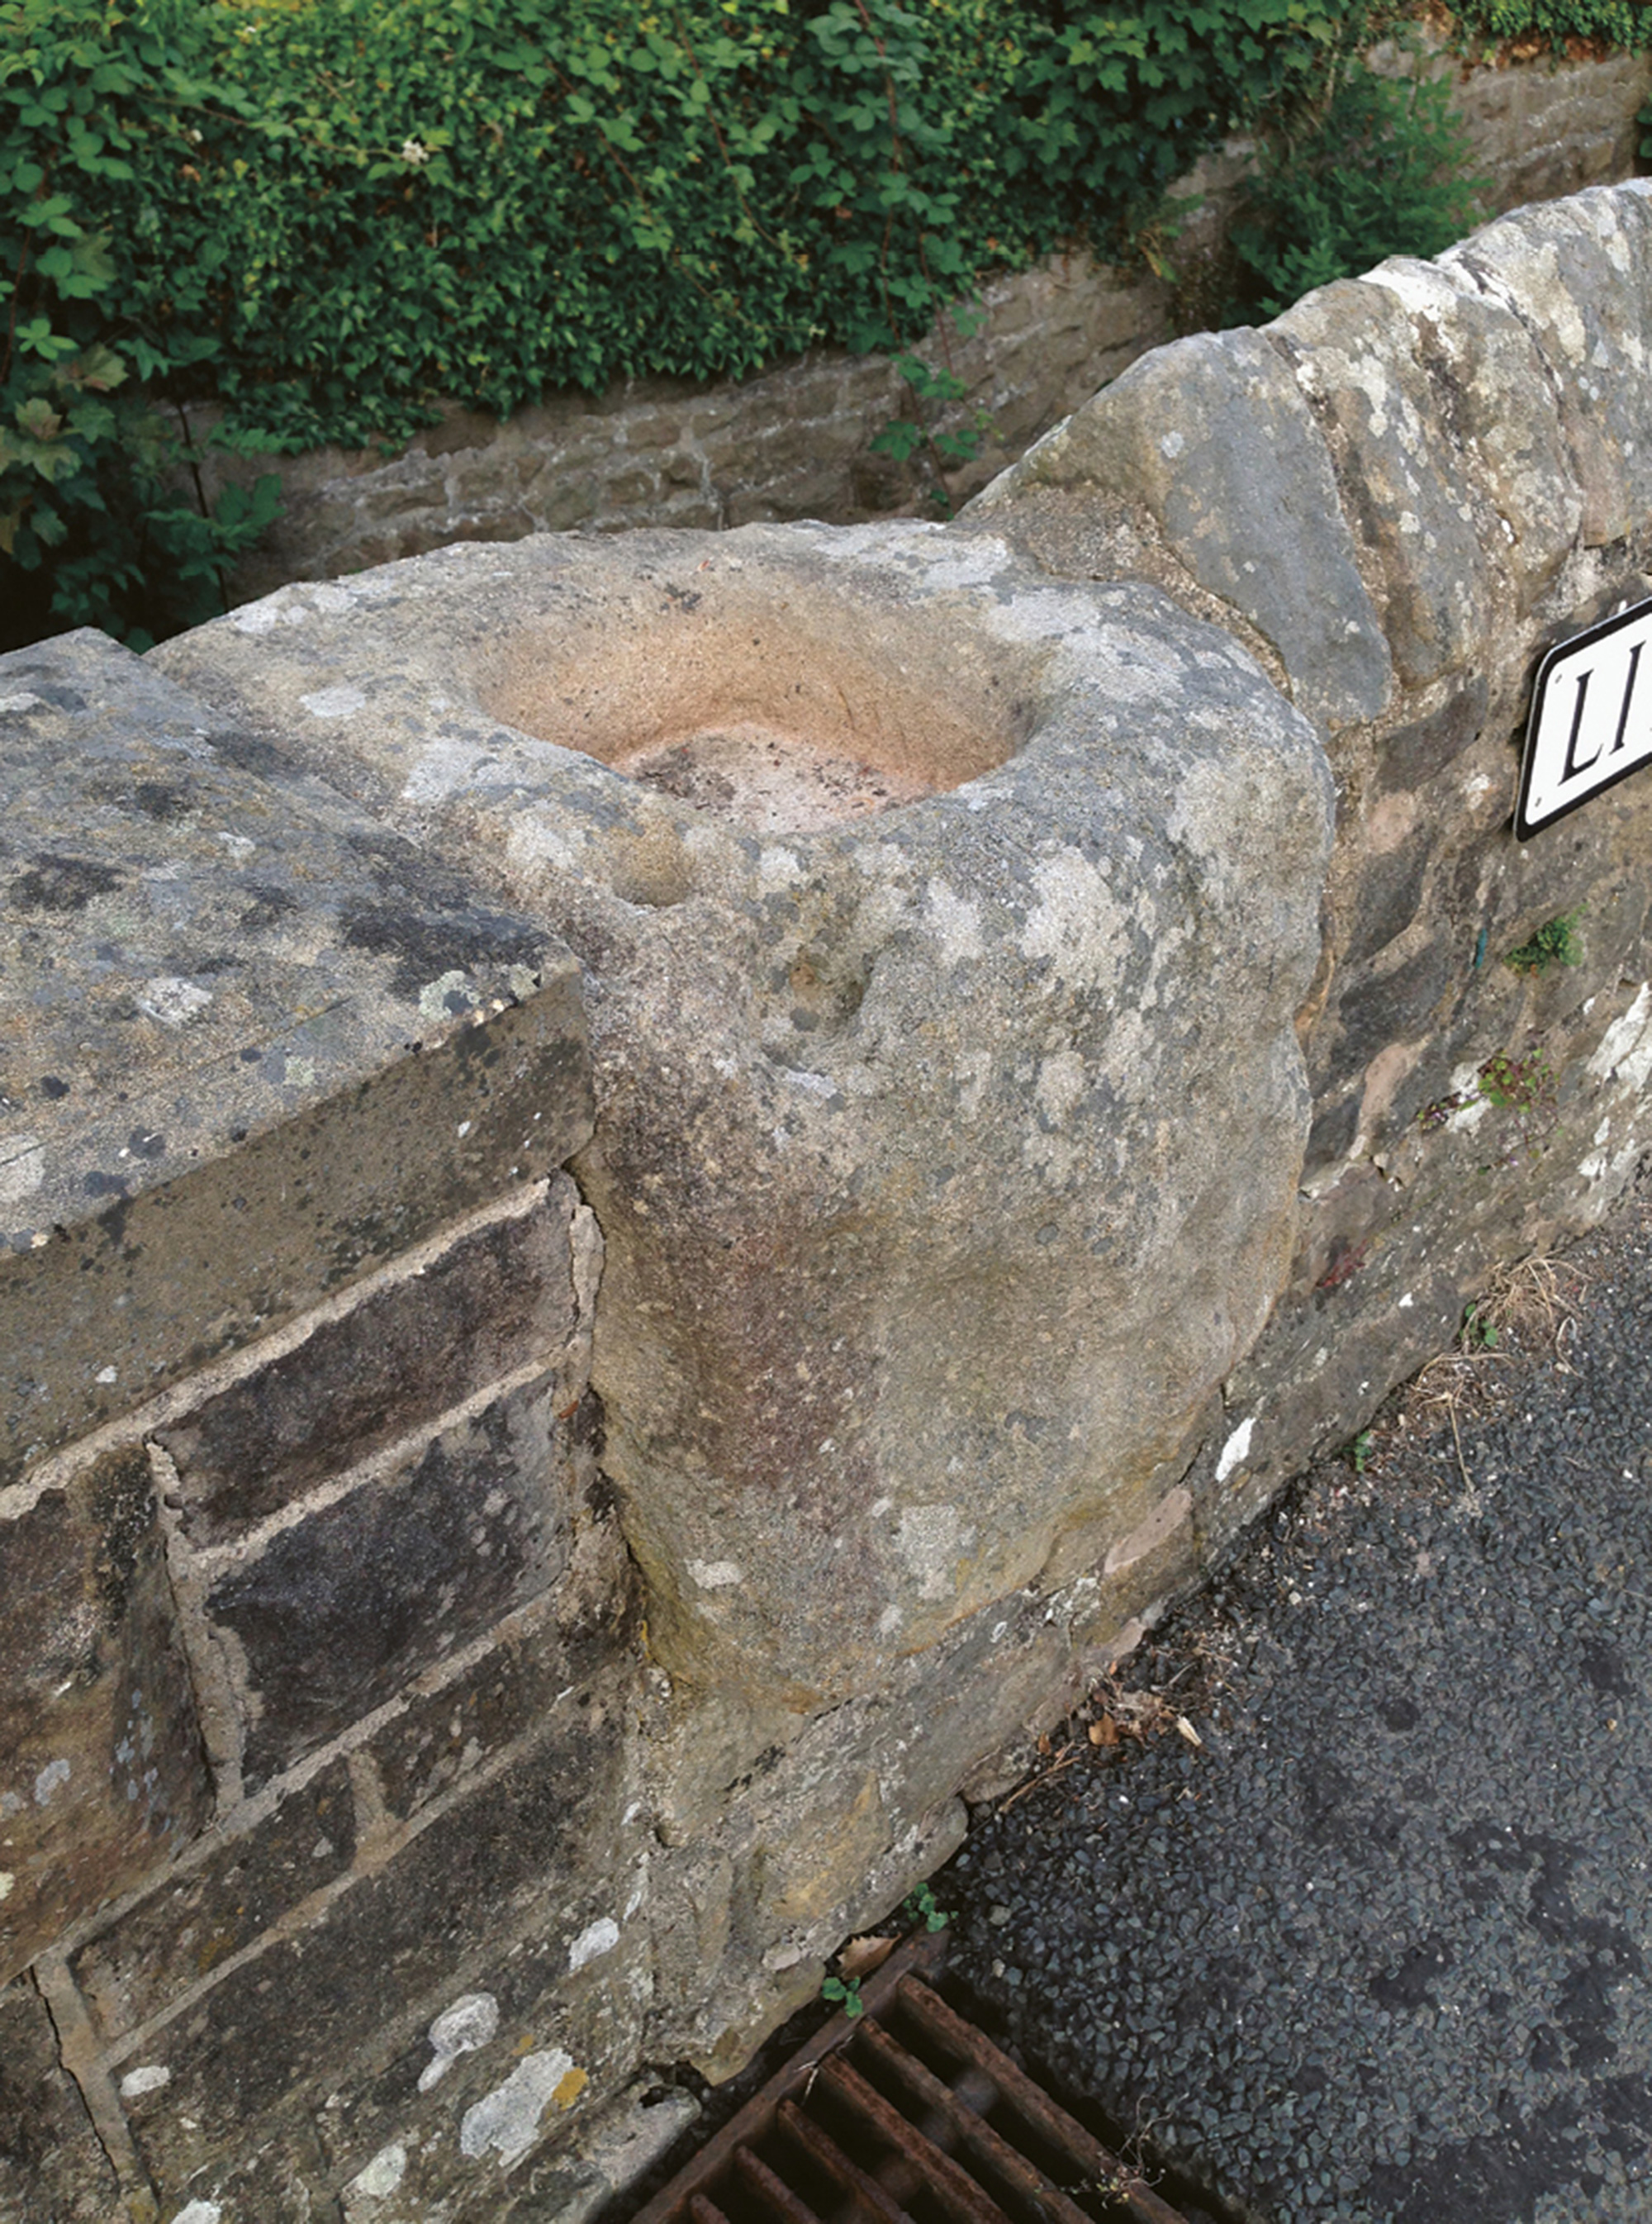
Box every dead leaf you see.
[838,1934,896,1982]
[1089,1716,1120,1746]
[1109,1688,1173,1737]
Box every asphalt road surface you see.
[944,1181,1652,2224]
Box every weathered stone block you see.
[207,1375,575,1787]
[970,326,1393,731]
[642,1562,1142,2073]
[1449,183,1652,545]
[600,467,659,511]
[1270,278,1498,687]
[1319,936,1460,1092]
[1340,832,1432,967]
[0,1977,121,2222]
[164,2111,339,2224]
[476,2079,699,2224]
[619,411,683,451]
[363,1523,640,1825]
[529,473,602,533]
[69,1757,355,2045]
[1375,675,1488,793]
[319,1920,653,2222]
[354,468,449,525]
[1458,46,1652,207]
[447,446,544,508]
[0,631,591,1488]
[116,1688,635,2195]
[0,1443,210,1986]
[159,1183,583,1546]
[153,525,1333,1709]
[653,492,724,532]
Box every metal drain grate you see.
[629,1934,1192,2224]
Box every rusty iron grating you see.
[627,1934,1194,2224]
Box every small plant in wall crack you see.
[1461,1301,1500,1352]
[899,1880,951,1932]
[1342,1428,1374,1474]
[1475,1047,1559,1171]
[819,1881,952,2014]
[1504,910,1585,977]
[1476,1048,1555,1117]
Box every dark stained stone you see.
[119,1695,623,2188]
[0,1978,121,2223]
[1341,832,1432,967]
[1377,675,1490,792]
[365,1516,640,1823]
[0,1444,211,1987]
[209,1377,575,1788]
[69,1759,356,2045]
[161,1188,582,1547]
[0,630,591,1491]
[1330,937,1460,1081]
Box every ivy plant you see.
[1,0,280,649]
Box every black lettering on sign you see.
[1611,640,1643,758]
[1560,668,1597,782]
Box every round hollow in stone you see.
[479,601,1021,833]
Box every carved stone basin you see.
[154,521,1333,1713]
[479,563,1023,832]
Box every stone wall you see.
[0,638,624,2222]
[197,41,1651,606]
[966,176,1652,1563]
[4,169,1652,2224]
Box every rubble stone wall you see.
[198,43,1650,606]
[3,166,1652,2224]
[967,176,1652,1561]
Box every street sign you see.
[1517,595,1652,840]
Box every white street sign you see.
[1517,595,1652,840]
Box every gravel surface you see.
[942,1186,1652,2224]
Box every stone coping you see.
[0,630,591,1488]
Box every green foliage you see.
[13,0,1613,640]
[1461,1300,1499,1350]
[871,345,999,514]
[1231,56,1487,318]
[1342,1428,1374,1472]
[1477,1048,1555,1114]
[899,1880,951,1932]
[0,0,281,648]
[821,1973,864,2017]
[10,0,1388,466]
[1504,910,1585,976]
[1449,0,1647,50]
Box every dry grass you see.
[1410,1252,1587,1429]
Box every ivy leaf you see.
[18,438,79,485]
[13,317,80,362]
[63,342,127,393]
[16,395,65,443]
[65,396,117,441]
